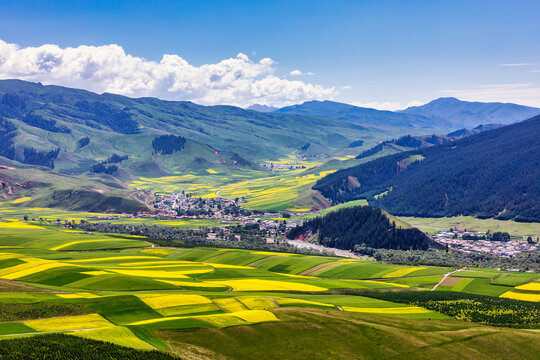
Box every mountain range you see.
[273,100,452,129]
[314,114,540,222]
[273,98,540,130]
[401,97,540,128]
[2,79,539,220]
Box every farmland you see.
[128,155,337,211]
[0,222,537,358]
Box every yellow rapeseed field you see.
[204,279,328,292]
[231,310,279,323]
[1,261,72,280]
[137,294,212,309]
[237,296,277,310]
[214,298,248,312]
[56,292,100,299]
[82,271,110,276]
[0,221,44,230]
[72,326,154,350]
[23,313,113,331]
[382,267,426,278]
[11,197,31,204]
[515,282,540,291]
[500,291,540,302]
[50,239,122,251]
[140,248,172,256]
[250,251,295,257]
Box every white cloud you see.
[439,83,540,107]
[500,63,535,67]
[351,100,424,111]
[0,39,335,107]
[290,69,314,76]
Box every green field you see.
[0,223,537,358]
[400,215,540,237]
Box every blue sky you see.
[0,0,539,108]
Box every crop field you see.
[125,155,338,211]
[0,224,537,357]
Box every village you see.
[149,192,302,234]
[432,229,540,257]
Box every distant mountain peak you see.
[246,104,278,112]
[402,97,540,129]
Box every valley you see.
[0,223,538,359]
[0,81,539,359]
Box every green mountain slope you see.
[0,80,401,177]
[314,115,540,221]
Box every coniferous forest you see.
[314,115,540,222]
[287,206,432,250]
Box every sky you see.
[0,0,539,109]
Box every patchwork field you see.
[0,222,538,358]
[127,155,336,211]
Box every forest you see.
[152,134,187,155]
[287,205,432,250]
[72,222,334,256]
[0,334,176,360]
[358,291,540,328]
[314,115,540,222]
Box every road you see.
[431,268,462,291]
[287,240,364,259]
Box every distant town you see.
[432,229,539,257]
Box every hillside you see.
[313,115,540,222]
[287,205,432,251]
[274,100,452,129]
[447,123,505,138]
[0,79,395,178]
[0,166,150,213]
[402,97,540,129]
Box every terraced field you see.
[0,222,538,358]
[127,155,335,211]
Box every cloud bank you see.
[290,69,314,76]
[0,39,336,107]
[351,100,424,111]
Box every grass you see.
[492,273,539,286]
[399,215,540,237]
[157,308,540,360]
[0,322,36,336]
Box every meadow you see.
[0,221,537,358]
[399,215,540,237]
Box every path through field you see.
[431,268,461,291]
